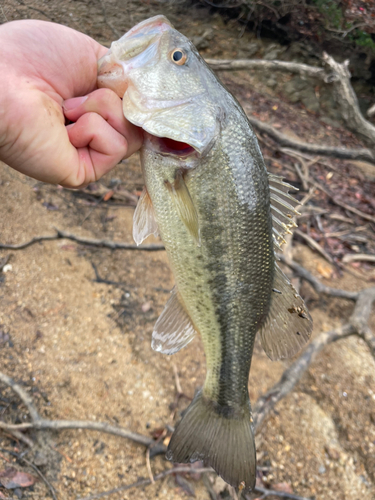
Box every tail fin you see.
[166,391,256,491]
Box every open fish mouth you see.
[143,132,199,159]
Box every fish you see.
[97,15,313,492]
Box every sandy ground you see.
[1,1,375,499]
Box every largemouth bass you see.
[97,15,313,491]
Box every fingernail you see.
[63,95,88,111]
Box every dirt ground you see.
[1,1,375,499]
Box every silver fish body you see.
[97,15,312,491]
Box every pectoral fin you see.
[152,287,197,355]
[260,264,313,360]
[133,187,159,245]
[166,171,200,245]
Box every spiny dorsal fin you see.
[133,187,159,246]
[268,174,300,251]
[165,170,200,246]
[152,287,197,355]
[260,264,313,360]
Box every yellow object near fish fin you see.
[166,171,200,246]
[268,174,300,251]
[260,264,313,360]
[133,187,159,245]
[167,390,256,491]
[151,287,197,354]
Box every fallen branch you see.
[207,53,375,145]
[248,117,375,165]
[0,418,166,456]
[294,229,333,264]
[0,228,165,251]
[253,323,354,429]
[342,253,375,264]
[77,466,212,500]
[206,58,326,80]
[254,274,375,429]
[277,254,358,300]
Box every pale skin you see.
[0,20,143,188]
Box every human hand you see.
[0,20,143,188]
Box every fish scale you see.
[97,14,313,492]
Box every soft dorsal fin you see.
[260,264,313,360]
[165,170,200,246]
[133,187,159,246]
[152,287,197,355]
[268,174,300,251]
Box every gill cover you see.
[97,15,221,154]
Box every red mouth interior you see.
[160,137,194,153]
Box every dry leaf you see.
[316,262,333,279]
[0,468,37,489]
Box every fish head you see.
[97,15,224,157]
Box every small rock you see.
[319,465,326,474]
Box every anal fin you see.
[133,187,159,246]
[152,287,196,355]
[260,264,313,360]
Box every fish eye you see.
[171,48,187,65]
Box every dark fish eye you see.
[171,48,187,65]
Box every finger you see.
[64,88,143,157]
[62,111,132,187]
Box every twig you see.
[248,117,375,165]
[0,229,165,251]
[21,456,58,500]
[0,424,34,448]
[253,285,375,429]
[253,323,354,429]
[0,373,40,423]
[205,58,326,79]
[252,486,312,500]
[77,466,213,500]
[145,447,154,485]
[294,229,334,264]
[207,53,375,144]
[342,253,375,264]
[91,262,126,286]
[311,181,375,224]
[277,254,358,300]
[0,448,57,500]
[0,418,166,455]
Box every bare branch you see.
[254,284,375,429]
[0,372,41,423]
[0,228,165,251]
[322,53,375,144]
[248,117,375,165]
[294,229,334,264]
[253,323,355,430]
[342,254,375,264]
[77,466,213,500]
[205,58,326,79]
[207,54,375,145]
[0,418,166,455]
[277,254,358,300]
